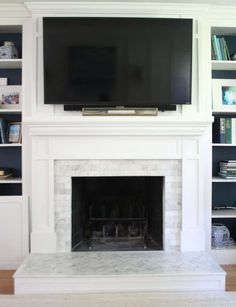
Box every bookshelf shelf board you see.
[0,144,21,147]
[212,209,236,218]
[0,109,21,114]
[211,245,236,251]
[0,177,22,184]
[212,177,236,182]
[0,25,22,34]
[212,143,236,147]
[212,60,236,71]
[0,59,22,69]
[212,110,236,114]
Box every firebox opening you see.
[72,176,163,251]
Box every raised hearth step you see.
[14,251,226,294]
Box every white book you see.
[232,118,236,144]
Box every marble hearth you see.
[14,251,225,293]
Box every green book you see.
[225,118,232,144]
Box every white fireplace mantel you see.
[25,117,213,136]
[27,119,212,254]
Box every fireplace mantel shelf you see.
[25,116,213,136]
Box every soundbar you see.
[81,107,158,116]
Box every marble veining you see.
[15,251,224,278]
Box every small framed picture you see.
[8,122,21,143]
[0,85,21,109]
[0,78,7,86]
[212,79,236,111]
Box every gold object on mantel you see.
[82,107,158,116]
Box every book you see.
[0,118,7,144]
[219,174,236,179]
[225,118,232,143]
[211,37,217,60]
[231,118,236,144]
[221,160,236,164]
[219,170,236,175]
[213,117,226,143]
[212,35,222,60]
[211,35,231,61]
[223,38,230,60]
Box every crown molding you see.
[0,4,30,18]
[209,5,236,23]
[25,1,210,17]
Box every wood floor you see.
[1,266,236,294]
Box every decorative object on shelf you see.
[0,85,21,109]
[0,78,7,86]
[212,79,236,111]
[7,122,21,143]
[231,52,236,61]
[212,223,230,248]
[0,167,12,179]
[0,41,18,59]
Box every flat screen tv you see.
[43,17,192,111]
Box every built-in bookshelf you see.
[0,26,22,196]
[211,26,236,257]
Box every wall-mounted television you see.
[43,17,192,111]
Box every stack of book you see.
[212,35,230,60]
[213,117,236,144]
[219,160,236,179]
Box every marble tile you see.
[15,251,223,278]
[54,159,182,252]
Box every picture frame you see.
[8,122,21,143]
[0,85,21,110]
[212,79,236,111]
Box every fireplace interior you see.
[72,176,163,251]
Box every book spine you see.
[219,37,226,60]
[212,35,221,60]
[219,170,236,175]
[0,119,7,144]
[211,37,217,60]
[220,118,226,143]
[225,117,232,143]
[231,118,236,144]
[223,38,230,60]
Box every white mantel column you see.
[30,137,57,253]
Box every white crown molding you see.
[209,6,236,23]
[0,4,30,18]
[25,1,210,17]
[24,117,213,136]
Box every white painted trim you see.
[0,4,30,18]
[14,273,225,294]
[25,2,210,17]
[0,196,29,269]
[25,118,213,137]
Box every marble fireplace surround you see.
[55,159,181,252]
[29,118,210,253]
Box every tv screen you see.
[43,17,192,110]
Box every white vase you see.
[0,41,19,59]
